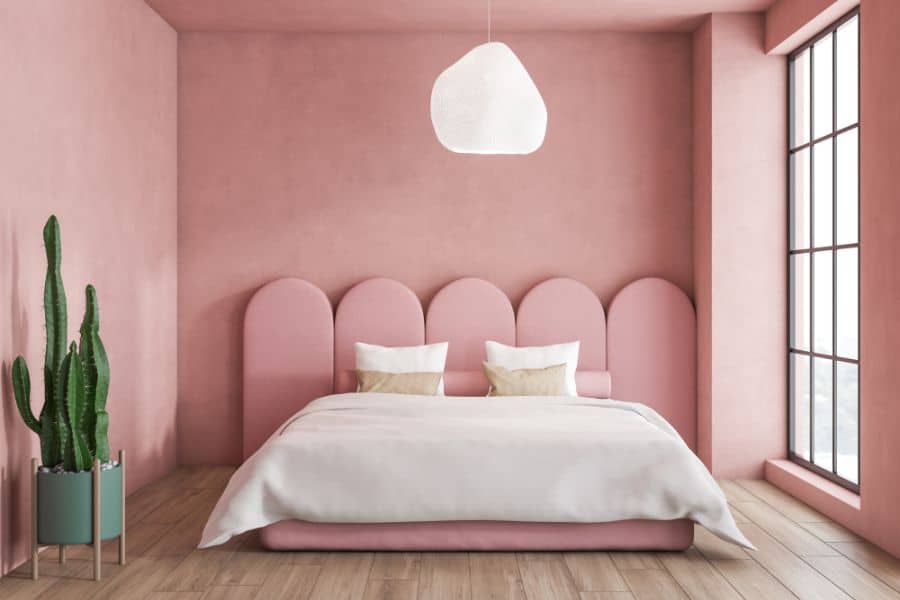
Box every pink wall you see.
[858,0,900,560]
[693,14,787,478]
[0,1,177,574]
[178,32,695,464]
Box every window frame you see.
[787,7,860,493]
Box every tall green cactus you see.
[10,215,112,471]
[42,216,67,466]
[80,285,110,463]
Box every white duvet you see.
[200,393,753,549]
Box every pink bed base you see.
[260,519,693,551]
[245,276,697,551]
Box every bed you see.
[199,276,750,551]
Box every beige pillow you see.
[356,370,443,395]
[483,362,568,396]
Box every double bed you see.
[200,276,750,551]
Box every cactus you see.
[62,343,91,472]
[43,216,67,466]
[9,215,112,471]
[11,358,38,432]
[80,285,110,462]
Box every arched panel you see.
[516,278,607,371]
[426,278,515,395]
[607,278,697,450]
[243,278,333,459]
[334,278,425,392]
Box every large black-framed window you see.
[788,8,860,492]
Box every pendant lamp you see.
[430,1,547,155]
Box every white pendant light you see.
[430,1,547,155]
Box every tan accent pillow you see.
[356,370,443,395]
[483,362,568,396]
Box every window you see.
[788,9,859,491]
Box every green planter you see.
[37,464,122,545]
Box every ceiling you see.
[145,0,777,33]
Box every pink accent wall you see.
[0,1,177,574]
[178,32,695,464]
[693,14,788,478]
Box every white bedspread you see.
[200,393,753,549]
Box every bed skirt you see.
[260,519,694,551]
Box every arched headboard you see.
[518,278,610,397]
[426,278,515,395]
[334,278,424,394]
[243,279,333,457]
[242,276,696,457]
[607,278,697,450]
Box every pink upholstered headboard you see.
[243,276,696,458]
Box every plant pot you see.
[37,464,122,545]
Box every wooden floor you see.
[2,468,900,599]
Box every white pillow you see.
[354,342,449,395]
[484,340,580,396]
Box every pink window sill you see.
[765,459,861,528]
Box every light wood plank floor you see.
[2,466,899,600]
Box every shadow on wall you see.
[1,222,36,574]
